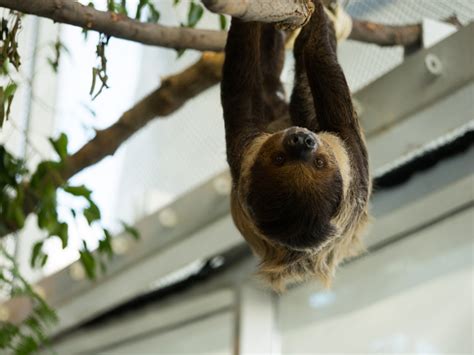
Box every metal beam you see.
[355,23,474,138]
[51,288,235,354]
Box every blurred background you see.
[0,0,473,353]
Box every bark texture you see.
[202,0,315,28]
[0,0,226,51]
[0,0,429,50]
[350,21,422,47]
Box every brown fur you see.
[222,0,371,292]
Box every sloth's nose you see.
[284,131,317,159]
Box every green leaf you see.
[30,241,44,268]
[187,1,204,28]
[107,0,115,12]
[51,222,68,249]
[0,79,16,126]
[37,205,57,231]
[0,87,5,128]
[79,242,96,279]
[15,335,38,354]
[40,253,49,267]
[173,0,181,5]
[33,301,57,325]
[121,221,139,240]
[135,0,147,20]
[175,48,186,58]
[12,202,25,229]
[47,57,58,73]
[30,160,62,190]
[82,27,90,40]
[219,14,227,30]
[48,133,68,161]
[83,201,101,225]
[35,184,58,231]
[90,67,98,96]
[4,82,17,99]
[1,58,10,75]
[0,323,19,348]
[98,228,113,257]
[63,185,92,199]
[147,3,160,23]
[24,315,46,343]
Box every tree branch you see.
[202,0,315,28]
[0,0,431,51]
[60,52,224,180]
[350,21,422,47]
[0,0,227,51]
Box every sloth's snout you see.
[283,129,317,159]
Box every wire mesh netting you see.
[341,0,474,91]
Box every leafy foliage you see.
[0,147,28,235]
[0,13,21,127]
[0,15,21,71]
[0,133,141,353]
[90,34,110,100]
[1,133,141,280]
[0,247,58,354]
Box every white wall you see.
[280,207,473,354]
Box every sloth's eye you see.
[273,153,286,166]
[314,158,325,169]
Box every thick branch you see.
[61,52,224,179]
[0,0,428,51]
[0,0,226,51]
[350,21,422,47]
[202,0,314,28]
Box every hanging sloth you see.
[221,0,371,291]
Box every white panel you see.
[51,288,234,354]
[422,18,457,48]
[368,84,474,170]
[236,285,280,355]
[104,311,233,354]
[279,207,473,354]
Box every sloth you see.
[221,0,371,291]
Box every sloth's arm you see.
[221,19,265,179]
[300,1,359,139]
[301,0,369,190]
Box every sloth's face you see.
[245,127,345,250]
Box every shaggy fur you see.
[222,0,371,292]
